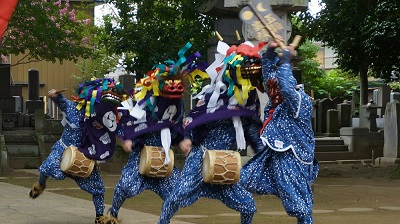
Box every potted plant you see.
[388,81,400,92]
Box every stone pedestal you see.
[0,97,20,113]
[26,100,44,115]
[340,127,369,154]
[0,134,10,174]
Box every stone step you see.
[315,145,349,152]
[315,138,345,146]
[8,156,41,169]
[3,129,36,143]
[98,162,125,174]
[315,151,372,161]
[6,144,39,157]
[6,144,41,169]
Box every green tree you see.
[296,40,325,92]
[73,25,121,83]
[0,0,94,66]
[102,0,215,79]
[315,69,359,100]
[301,0,400,105]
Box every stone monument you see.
[377,100,400,164]
[199,0,309,63]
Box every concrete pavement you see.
[0,181,192,224]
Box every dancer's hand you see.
[122,139,133,153]
[179,138,192,156]
[269,36,284,49]
[47,89,58,99]
[286,44,296,59]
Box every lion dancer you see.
[102,43,201,224]
[158,40,265,224]
[29,78,125,224]
[239,38,319,224]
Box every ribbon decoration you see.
[161,128,172,165]
[176,42,192,69]
[74,78,124,117]
[206,81,227,113]
[135,69,161,105]
[118,97,146,120]
[221,41,266,104]
[134,42,192,111]
[239,0,285,46]
[182,51,210,87]
[206,41,230,84]
[232,116,246,150]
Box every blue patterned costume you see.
[240,47,319,224]
[106,44,200,223]
[107,97,183,219]
[36,94,106,217]
[33,78,124,223]
[159,40,267,224]
[158,99,264,224]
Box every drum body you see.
[202,150,241,184]
[139,145,174,178]
[60,146,95,178]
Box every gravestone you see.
[390,92,400,102]
[326,109,339,136]
[375,85,390,117]
[119,74,136,93]
[0,63,11,97]
[383,100,400,158]
[312,99,318,133]
[26,69,44,115]
[317,98,342,135]
[0,64,17,113]
[0,63,24,129]
[337,100,352,128]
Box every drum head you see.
[139,146,175,178]
[202,150,214,183]
[60,146,75,172]
[139,146,151,175]
[202,150,241,184]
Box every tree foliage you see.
[295,39,358,100]
[296,40,325,89]
[0,0,94,66]
[315,69,359,100]
[299,0,400,105]
[73,25,121,83]
[102,0,215,78]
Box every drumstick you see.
[277,35,302,57]
[215,31,223,41]
[235,30,241,41]
[55,88,67,94]
[290,35,302,48]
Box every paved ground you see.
[0,181,191,224]
[2,164,400,224]
[3,179,400,224]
